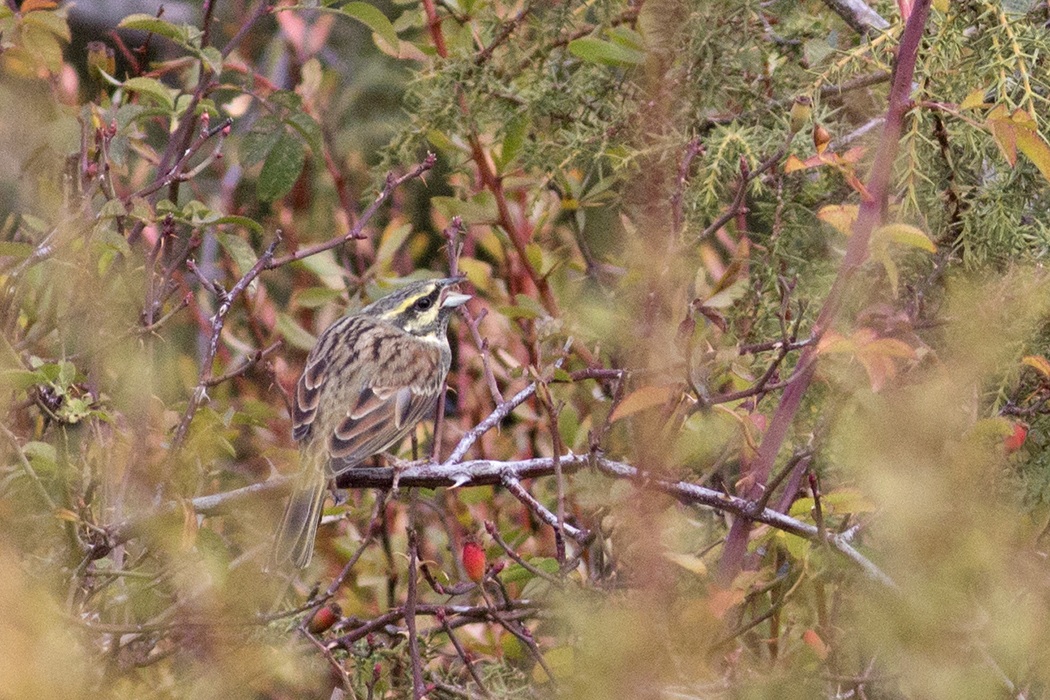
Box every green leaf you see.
[258,133,305,202]
[23,441,57,474]
[500,557,559,584]
[23,10,70,42]
[552,368,572,382]
[430,192,499,224]
[198,46,223,76]
[241,117,283,168]
[58,397,93,424]
[507,293,548,320]
[1016,126,1050,183]
[123,77,176,110]
[93,226,132,259]
[20,24,63,71]
[568,37,645,67]
[342,2,399,51]
[778,531,811,561]
[498,112,529,170]
[286,111,323,157]
[276,312,318,351]
[458,257,494,292]
[0,369,43,391]
[57,360,76,387]
[789,488,877,517]
[0,242,34,258]
[126,197,154,222]
[704,279,749,309]
[294,287,344,309]
[117,14,198,48]
[217,233,259,281]
[181,200,222,226]
[213,215,264,235]
[375,223,414,268]
[269,90,304,111]
[874,224,936,253]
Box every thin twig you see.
[125,118,232,203]
[203,340,282,387]
[485,521,560,584]
[171,233,283,452]
[475,2,533,65]
[438,610,492,697]
[501,473,589,544]
[697,143,789,242]
[671,137,703,238]
[821,0,890,34]
[406,530,426,699]
[222,0,274,58]
[266,154,436,268]
[444,382,537,464]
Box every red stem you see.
[716,0,932,584]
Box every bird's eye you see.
[415,296,434,311]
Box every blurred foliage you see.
[2,0,1050,698]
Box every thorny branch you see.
[101,453,896,589]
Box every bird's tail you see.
[270,467,327,570]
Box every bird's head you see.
[365,277,470,337]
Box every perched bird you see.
[272,277,470,568]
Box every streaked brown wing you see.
[291,316,356,443]
[328,378,439,472]
[292,349,327,441]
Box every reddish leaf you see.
[802,629,829,659]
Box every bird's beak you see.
[441,291,471,309]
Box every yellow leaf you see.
[790,488,877,517]
[817,204,859,236]
[664,552,708,576]
[783,154,807,173]
[1015,126,1050,183]
[862,337,918,359]
[180,499,199,553]
[816,331,854,355]
[987,106,1018,165]
[959,88,986,110]
[532,646,574,683]
[610,384,680,422]
[932,0,950,12]
[1022,355,1050,378]
[54,508,80,522]
[872,246,900,297]
[874,223,936,252]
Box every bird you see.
[271,276,470,569]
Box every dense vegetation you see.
[2,0,1050,697]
